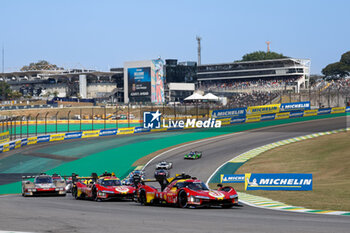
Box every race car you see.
[155,161,173,170]
[65,177,73,193]
[135,173,238,208]
[184,151,202,159]
[72,172,136,201]
[122,170,145,186]
[154,168,170,179]
[22,173,66,197]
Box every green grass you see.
[235,131,350,211]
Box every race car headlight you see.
[28,188,36,192]
[194,196,210,200]
[55,188,59,191]
[103,191,115,194]
[98,191,106,196]
[229,195,238,199]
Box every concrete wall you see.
[86,83,117,98]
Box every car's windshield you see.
[189,152,194,155]
[35,176,53,184]
[100,179,121,186]
[176,182,209,191]
[52,176,63,181]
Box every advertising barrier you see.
[49,133,65,142]
[210,108,246,119]
[246,115,261,123]
[134,127,151,133]
[289,111,304,118]
[27,137,37,145]
[99,129,118,137]
[303,109,318,116]
[230,117,246,124]
[15,140,21,149]
[64,132,82,140]
[245,173,313,191]
[260,113,276,121]
[275,112,290,119]
[117,127,135,135]
[247,104,280,115]
[280,101,310,112]
[220,174,245,183]
[317,108,332,115]
[331,107,346,114]
[0,131,10,144]
[37,135,51,143]
[82,130,100,138]
[346,106,350,112]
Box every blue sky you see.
[1,0,349,74]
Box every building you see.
[196,58,310,93]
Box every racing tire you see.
[72,187,78,199]
[178,190,188,208]
[139,190,148,206]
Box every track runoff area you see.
[0,115,349,233]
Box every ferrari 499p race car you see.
[134,173,238,208]
[184,151,202,160]
[72,172,136,201]
[22,173,66,197]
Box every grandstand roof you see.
[198,58,310,67]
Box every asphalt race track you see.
[0,116,349,233]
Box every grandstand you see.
[197,58,310,93]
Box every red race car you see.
[72,172,135,201]
[135,173,239,208]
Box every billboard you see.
[151,59,165,103]
[211,108,246,118]
[280,101,310,112]
[245,173,313,191]
[246,104,280,115]
[128,67,151,99]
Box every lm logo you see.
[143,110,161,129]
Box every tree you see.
[0,81,12,100]
[238,51,287,62]
[20,60,63,71]
[340,51,350,65]
[322,51,350,78]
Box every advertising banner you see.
[82,130,100,138]
[151,59,165,104]
[280,101,310,112]
[37,135,50,143]
[134,127,151,133]
[217,118,231,125]
[246,115,261,123]
[0,145,3,153]
[99,129,118,137]
[303,109,318,116]
[331,107,346,114]
[9,142,15,150]
[247,104,280,115]
[220,174,245,183]
[128,67,151,99]
[260,113,276,121]
[211,108,246,119]
[3,143,10,152]
[50,133,65,142]
[289,111,304,118]
[275,112,290,119]
[245,173,313,191]
[230,117,246,124]
[64,132,82,140]
[117,127,135,135]
[15,140,22,149]
[27,137,37,145]
[21,138,28,147]
[317,108,332,115]
[0,131,10,144]
[346,106,350,112]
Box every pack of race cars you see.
[21,150,239,209]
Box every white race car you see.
[22,173,66,197]
[155,161,173,170]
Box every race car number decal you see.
[115,187,129,193]
[208,191,225,198]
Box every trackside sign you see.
[221,174,245,183]
[245,173,313,191]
